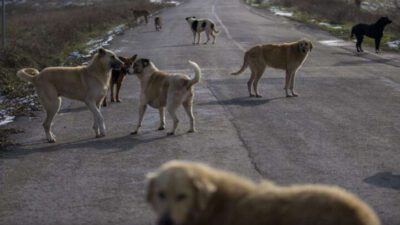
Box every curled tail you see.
[231,52,249,75]
[17,68,40,83]
[187,60,201,87]
[211,23,220,34]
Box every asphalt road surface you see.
[1,0,400,224]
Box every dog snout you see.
[158,214,174,225]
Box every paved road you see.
[1,0,400,224]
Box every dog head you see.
[130,58,152,75]
[376,16,392,26]
[96,48,124,70]
[147,161,217,225]
[185,16,196,22]
[118,55,137,74]
[297,39,313,54]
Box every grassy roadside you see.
[245,0,400,52]
[0,0,170,148]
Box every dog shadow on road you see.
[363,172,400,190]
[198,96,286,107]
[0,134,170,159]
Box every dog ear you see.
[192,177,216,210]
[146,172,158,203]
[98,48,106,57]
[142,59,150,67]
[118,56,129,63]
[131,54,138,62]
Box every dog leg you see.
[247,72,256,97]
[111,84,115,102]
[204,31,210,44]
[86,101,106,138]
[131,104,147,135]
[42,97,61,143]
[192,31,196,45]
[158,107,165,130]
[356,36,364,52]
[253,70,264,98]
[289,71,298,97]
[166,99,180,135]
[211,32,216,44]
[285,70,292,97]
[375,37,381,53]
[116,81,122,102]
[197,32,201,45]
[183,98,196,133]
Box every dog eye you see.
[176,194,187,201]
[158,192,166,200]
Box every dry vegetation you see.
[0,0,163,112]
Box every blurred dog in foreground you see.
[17,48,123,143]
[147,160,380,225]
[129,59,201,135]
[102,55,137,107]
[351,17,392,53]
[232,39,312,98]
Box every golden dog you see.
[129,58,201,135]
[231,39,313,98]
[147,161,380,225]
[17,48,123,143]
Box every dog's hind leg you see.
[211,32,216,44]
[42,97,61,143]
[166,96,181,135]
[111,83,115,102]
[197,32,201,45]
[375,37,381,53]
[192,31,196,45]
[183,95,195,133]
[284,70,293,97]
[247,72,256,97]
[356,35,364,52]
[131,104,147,135]
[158,107,165,130]
[116,81,123,102]
[204,31,210,44]
[253,73,264,98]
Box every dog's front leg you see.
[131,104,147,135]
[197,32,201,45]
[158,107,166,130]
[192,31,196,45]
[87,101,106,137]
[375,37,381,53]
[289,72,298,97]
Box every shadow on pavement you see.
[363,172,400,190]
[198,96,286,107]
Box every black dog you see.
[351,17,392,53]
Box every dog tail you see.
[350,27,355,39]
[17,68,40,83]
[211,23,220,34]
[231,52,248,76]
[187,60,201,87]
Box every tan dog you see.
[129,58,201,135]
[147,161,380,225]
[17,48,123,143]
[231,39,313,98]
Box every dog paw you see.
[286,95,292,98]
[255,95,262,98]
[96,134,105,138]
[187,129,196,133]
[157,127,165,131]
[47,139,56,143]
[116,99,122,103]
[167,132,175,136]
[249,94,256,98]
[131,131,138,135]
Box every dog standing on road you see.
[132,9,150,24]
[185,16,219,45]
[130,58,201,135]
[231,39,313,98]
[17,48,123,143]
[155,16,162,31]
[147,160,381,225]
[103,55,137,107]
[351,17,392,53]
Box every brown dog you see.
[129,59,201,135]
[147,161,380,225]
[17,48,123,142]
[102,55,137,107]
[231,39,313,98]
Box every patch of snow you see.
[270,7,293,17]
[386,40,400,49]
[319,22,342,30]
[318,39,351,47]
[361,1,384,11]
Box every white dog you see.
[185,16,219,45]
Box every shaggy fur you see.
[351,17,392,53]
[17,48,123,143]
[129,59,201,135]
[231,39,312,98]
[147,161,380,225]
[102,55,137,107]
[185,16,219,45]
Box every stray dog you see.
[147,160,381,225]
[155,16,162,31]
[351,17,392,53]
[17,48,123,143]
[185,16,219,45]
[131,9,150,24]
[102,55,137,107]
[129,58,201,135]
[231,39,312,98]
